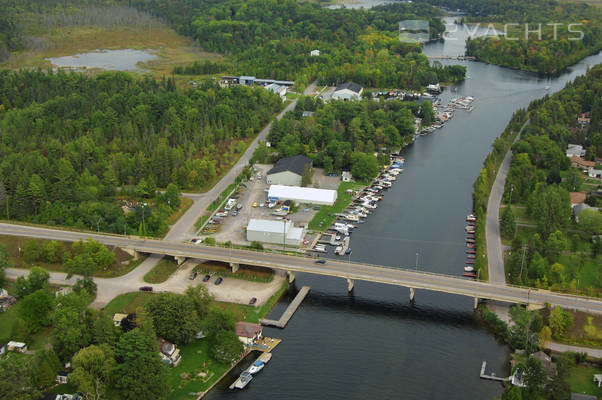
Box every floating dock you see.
[479,361,510,382]
[260,286,311,328]
[229,352,274,390]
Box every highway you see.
[2,223,601,314]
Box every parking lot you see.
[201,165,341,247]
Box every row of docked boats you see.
[417,96,475,135]
[324,158,405,245]
[232,352,273,389]
[463,214,477,278]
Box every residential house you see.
[567,144,586,158]
[235,322,263,346]
[310,49,321,57]
[265,83,287,101]
[56,371,69,384]
[157,338,181,367]
[531,351,556,376]
[267,155,312,186]
[342,171,352,182]
[332,82,363,101]
[570,155,596,170]
[573,203,599,222]
[588,167,602,178]
[113,313,128,327]
[570,192,587,206]
[7,341,27,353]
[577,112,591,127]
[510,368,526,387]
[302,111,314,117]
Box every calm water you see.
[206,18,602,400]
[47,49,157,71]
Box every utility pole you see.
[96,217,101,233]
[518,244,526,281]
[282,218,286,252]
[509,184,514,205]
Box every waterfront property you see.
[267,185,337,206]
[235,322,263,346]
[266,155,312,186]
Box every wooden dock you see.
[228,352,274,390]
[479,361,510,382]
[260,286,310,328]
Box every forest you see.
[0,70,282,235]
[262,95,422,181]
[501,65,602,295]
[420,0,602,74]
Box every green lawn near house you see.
[567,365,602,397]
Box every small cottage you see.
[235,322,263,346]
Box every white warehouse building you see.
[246,218,305,247]
[268,185,337,206]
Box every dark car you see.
[315,259,326,264]
[249,297,257,305]
[214,277,223,285]
[202,274,211,282]
[139,286,153,292]
[188,271,198,280]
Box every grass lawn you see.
[144,257,180,284]
[0,234,143,278]
[168,197,193,226]
[194,261,274,283]
[554,310,602,349]
[0,301,54,351]
[567,365,602,397]
[102,292,154,315]
[166,339,233,400]
[309,181,366,231]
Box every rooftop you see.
[335,82,363,93]
[267,155,312,176]
[247,218,293,234]
[268,184,337,204]
[571,155,596,168]
[570,192,587,204]
[235,321,262,338]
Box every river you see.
[206,16,602,400]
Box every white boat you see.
[464,266,475,272]
[335,246,343,255]
[345,214,359,222]
[466,214,476,222]
[249,360,265,374]
[234,371,253,389]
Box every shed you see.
[332,82,363,101]
[310,49,321,57]
[7,341,27,352]
[267,155,312,186]
[113,313,128,327]
[265,83,287,100]
[56,371,69,384]
[268,184,337,206]
[246,218,305,247]
[235,322,263,345]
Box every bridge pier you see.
[230,262,239,273]
[287,271,295,283]
[175,256,187,266]
[121,248,141,260]
[409,288,415,302]
[347,278,354,292]
[474,297,479,310]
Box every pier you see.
[427,55,476,61]
[229,352,274,390]
[479,361,510,382]
[260,286,311,328]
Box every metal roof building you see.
[246,218,305,247]
[268,184,337,206]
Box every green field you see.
[102,292,155,315]
[309,181,365,231]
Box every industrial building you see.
[246,218,305,247]
[266,155,312,186]
[268,185,337,206]
[332,82,363,101]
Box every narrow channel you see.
[206,16,602,400]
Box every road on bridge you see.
[2,223,601,314]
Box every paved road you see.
[3,223,602,314]
[545,342,602,358]
[486,120,529,284]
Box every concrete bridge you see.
[2,223,601,314]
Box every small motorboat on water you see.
[464,266,474,272]
[465,226,475,232]
[466,214,476,222]
[234,371,253,389]
[465,260,475,265]
[249,360,265,374]
[467,254,476,259]
[466,250,476,254]
[466,243,475,248]
[463,272,477,278]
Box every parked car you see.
[315,259,326,264]
[139,286,153,292]
[252,202,258,208]
[202,274,211,282]
[214,277,223,285]
[189,271,198,280]
[249,297,257,305]
[232,210,238,216]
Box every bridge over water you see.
[1,223,601,314]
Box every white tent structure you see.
[268,185,337,206]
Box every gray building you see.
[332,82,363,101]
[266,155,312,186]
[246,218,305,247]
